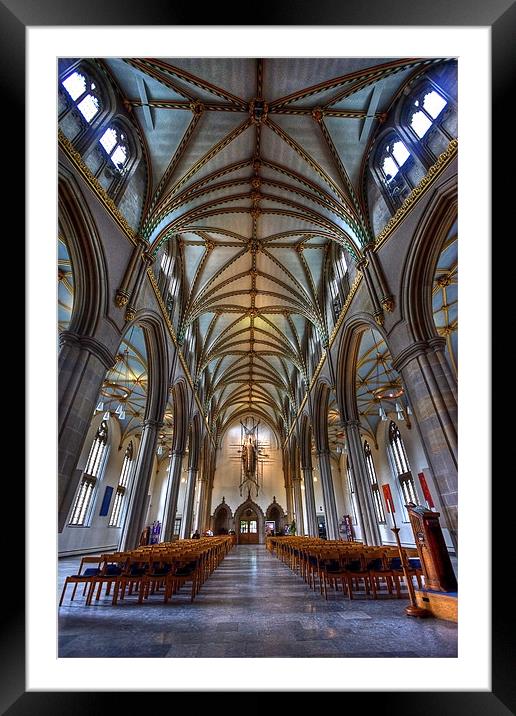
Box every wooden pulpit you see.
[407,504,457,592]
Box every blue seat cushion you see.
[82,568,99,576]
[409,558,422,569]
[152,565,171,576]
[367,558,383,571]
[105,565,123,575]
[346,559,362,572]
[324,559,341,572]
[175,562,197,576]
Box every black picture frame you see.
[10,0,509,710]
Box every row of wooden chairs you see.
[267,536,423,600]
[59,536,233,607]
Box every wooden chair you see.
[59,555,103,606]
[85,552,130,606]
[164,555,201,603]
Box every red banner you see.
[418,472,434,508]
[382,483,395,513]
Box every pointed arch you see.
[233,498,266,544]
[401,180,457,344]
[58,168,109,336]
[127,309,170,424]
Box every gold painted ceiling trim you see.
[140,58,249,109]
[152,159,253,223]
[265,118,348,206]
[322,59,428,108]
[58,130,137,246]
[269,58,423,110]
[164,118,252,203]
[375,139,458,249]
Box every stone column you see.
[58,331,116,532]
[292,477,305,536]
[301,467,318,537]
[392,339,458,550]
[119,418,162,550]
[364,243,394,313]
[114,239,144,310]
[195,476,209,532]
[282,450,294,522]
[284,480,294,523]
[357,258,384,326]
[160,450,185,542]
[344,420,382,545]
[317,449,340,540]
[124,251,152,322]
[180,467,199,538]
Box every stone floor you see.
[58,545,458,658]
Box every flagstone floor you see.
[58,544,458,658]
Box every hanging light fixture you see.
[116,327,134,421]
[157,433,166,456]
[370,329,411,424]
[371,329,389,421]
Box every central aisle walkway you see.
[59,545,457,658]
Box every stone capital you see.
[427,336,447,352]
[391,340,431,373]
[125,305,137,322]
[343,418,360,429]
[373,310,385,326]
[59,331,117,370]
[142,418,164,430]
[381,295,395,312]
[114,289,130,308]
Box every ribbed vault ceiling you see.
[102,57,435,434]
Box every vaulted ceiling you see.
[99,57,436,435]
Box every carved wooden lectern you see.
[407,504,457,592]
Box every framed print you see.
[12,0,511,710]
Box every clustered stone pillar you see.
[284,479,294,523]
[124,251,152,322]
[301,467,318,536]
[392,338,458,551]
[344,419,382,546]
[114,239,145,310]
[160,449,185,542]
[357,257,384,326]
[58,332,116,532]
[292,477,305,536]
[317,449,340,540]
[180,467,199,538]
[119,418,163,550]
[195,475,209,532]
[363,242,394,313]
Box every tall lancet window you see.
[389,420,418,506]
[109,441,134,527]
[69,420,109,525]
[363,440,386,524]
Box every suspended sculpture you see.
[238,417,264,496]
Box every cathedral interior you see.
[57,56,459,661]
